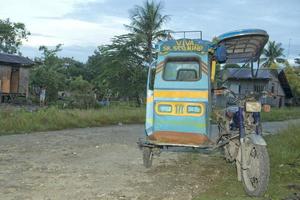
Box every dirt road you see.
[0,120,299,200]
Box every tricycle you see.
[138,29,270,197]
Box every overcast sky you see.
[0,0,299,63]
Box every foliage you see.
[30,45,67,101]
[284,62,300,101]
[69,76,93,92]
[126,0,170,64]
[30,66,66,102]
[0,106,145,135]
[84,0,171,104]
[86,34,147,103]
[263,40,285,68]
[30,44,93,105]
[65,76,97,109]
[0,18,30,54]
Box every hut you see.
[221,68,293,107]
[0,52,34,103]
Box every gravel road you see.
[0,119,299,200]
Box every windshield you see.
[163,61,200,81]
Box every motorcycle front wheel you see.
[242,142,270,197]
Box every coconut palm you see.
[263,40,285,68]
[126,0,170,64]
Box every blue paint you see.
[217,29,268,41]
[145,29,269,142]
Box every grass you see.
[195,125,300,200]
[261,107,300,122]
[0,106,145,135]
[1,105,299,135]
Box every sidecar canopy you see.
[217,29,269,64]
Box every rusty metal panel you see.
[148,131,209,145]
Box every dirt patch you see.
[0,125,223,200]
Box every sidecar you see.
[138,29,270,197]
[140,29,268,148]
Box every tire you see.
[143,147,153,168]
[242,143,270,197]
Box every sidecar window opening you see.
[177,69,197,81]
[163,58,201,81]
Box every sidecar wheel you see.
[242,143,269,197]
[143,147,153,168]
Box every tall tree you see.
[30,45,66,101]
[0,18,30,54]
[263,40,284,68]
[87,34,147,104]
[126,0,170,64]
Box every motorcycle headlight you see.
[245,101,261,112]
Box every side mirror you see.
[214,45,227,63]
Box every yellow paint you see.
[146,118,153,124]
[154,90,208,99]
[155,102,205,117]
[162,39,203,52]
[211,60,216,82]
[147,96,154,103]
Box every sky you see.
[0,0,299,63]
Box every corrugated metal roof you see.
[225,68,271,79]
[0,53,34,66]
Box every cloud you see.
[24,17,129,47]
[63,0,141,22]
[1,0,300,62]
[20,45,96,62]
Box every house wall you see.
[225,78,286,107]
[0,65,12,93]
[19,67,30,97]
[227,79,269,95]
[266,73,286,107]
[0,65,30,97]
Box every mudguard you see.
[248,134,267,146]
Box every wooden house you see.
[0,53,34,103]
[221,68,293,107]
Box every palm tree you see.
[263,40,285,68]
[126,0,170,64]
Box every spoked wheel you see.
[142,147,153,168]
[242,141,270,197]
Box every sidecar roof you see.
[217,29,269,64]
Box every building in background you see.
[221,68,293,107]
[0,53,34,103]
